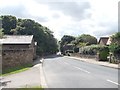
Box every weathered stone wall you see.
[2,49,34,70]
[71,53,97,59]
[2,44,30,50]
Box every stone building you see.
[0,35,37,70]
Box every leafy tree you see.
[59,34,97,54]
[1,15,17,34]
[109,32,120,54]
[61,35,76,45]
[60,35,75,53]
[76,34,97,45]
[110,32,120,44]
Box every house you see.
[98,37,109,45]
[63,44,75,54]
[0,35,37,70]
[106,37,112,45]
[98,37,112,45]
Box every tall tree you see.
[76,34,97,45]
[1,15,17,34]
[60,35,75,53]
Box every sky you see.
[0,0,119,40]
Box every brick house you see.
[0,35,37,70]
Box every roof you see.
[106,37,111,45]
[98,37,109,45]
[0,35,33,44]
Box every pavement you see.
[66,56,119,69]
[1,58,42,89]
[42,56,119,88]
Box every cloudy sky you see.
[0,0,119,40]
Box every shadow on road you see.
[44,54,63,59]
[33,58,42,66]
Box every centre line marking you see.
[107,79,120,86]
[61,61,90,74]
[74,66,90,74]
[64,62,69,65]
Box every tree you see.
[1,15,17,34]
[111,32,120,44]
[61,35,76,45]
[76,34,97,45]
[60,35,75,53]
[109,32,120,54]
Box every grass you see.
[1,64,33,76]
[16,86,44,90]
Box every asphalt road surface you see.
[43,56,119,88]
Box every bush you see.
[80,45,109,60]
[99,50,109,61]
[74,47,79,53]
[109,43,120,54]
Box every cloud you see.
[52,13,61,19]
[0,4,27,18]
[0,0,50,23]
[39,1,91,21]
[0,0,119,40]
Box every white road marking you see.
[61,61,90,74]
[107,79,120,86]
[63,62,70,65]
[73,66,90,74]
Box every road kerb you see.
[65,56,119,69]
[40,59,48,88]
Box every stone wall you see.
[2,49,34,70]
[71,53,97,59]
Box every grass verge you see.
[16,86,43,90]
[1,64,33,76]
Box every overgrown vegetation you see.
[60,34,97,54]
[80,45,109,60]
[0,15,58,55]
[16,86,43,90]
[109,32,120,54]
[108,32,120,63]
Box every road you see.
[43,56,119,88]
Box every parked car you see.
[65,50,74,56]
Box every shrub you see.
[109,43,120,54]
[80,45,109,60]
[99,49,109,61]
[74,47,79,53]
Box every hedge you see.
[80,45,109,60]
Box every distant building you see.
[0,35,37,70]
[106,37,112,45]
[63,44,75,54]
[98,37,109,45]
